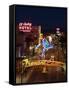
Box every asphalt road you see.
[16,64,66,84]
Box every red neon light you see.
[19,22,32,32]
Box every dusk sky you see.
[15,5,67,33]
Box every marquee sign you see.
[19,22,32,32]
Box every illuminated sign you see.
[19,22,32,32]
[56,28,61,36]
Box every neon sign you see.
[19,22,32,32]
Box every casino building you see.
[15,23,66,84]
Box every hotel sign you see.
[19,22,32,32]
